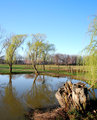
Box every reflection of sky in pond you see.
[0,74,96,95]
[94,89,97,98]
[0,74,97,120]
[0,74,94,96]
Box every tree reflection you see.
[24,74,35,79]
[24,75,56,109]
[37,75,45,84]
[2,74,24,120]
[42,75,45,84]
[24,74,46,84]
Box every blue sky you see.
[0,0,97,55]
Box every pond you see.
[0,74,97,120]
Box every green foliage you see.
[5,34,27,73]
[5,34,27,65]
[27,33,55,74]
[83,16,97,85]
[68,109,97,120]
[27,33,55,64]
[41,42,55,62]
[77,56,83,65]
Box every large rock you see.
[55,81,89,111]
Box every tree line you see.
[0,30,84,74]
[0,27,84,74]
[0,15,97,83]
[0,32,56,74]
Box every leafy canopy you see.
[5,34,27,64]
[83,16,97,85]
[27,33,55,63]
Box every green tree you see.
[77,56,83,65]
[5,34,27,73]
[27,33,45,75]
[41,42,55,71]
[27,33,55,74]
[83,15,97,87]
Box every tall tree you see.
[27,33,45,75]
[27,33,55,74]
[5,34,27,73]
[41,42,55,71]
[83,15,97,87]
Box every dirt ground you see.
[25,107,69,120]
[25,101,97,120]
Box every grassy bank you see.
[0,64,96,87]
[0,64,90,80]
[0,64,92,80]
[0,64,85,75]
[0,64,97,119]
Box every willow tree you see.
[83,15,97,87]
[41,42,55,71]
[5,34,27,73]
[27,33,46,75]
[27,33,55,74]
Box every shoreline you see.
[0,71,96,88]
[25,100,97,120]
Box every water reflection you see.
[37,75,45,84]
[0,74,96,120]
[25,74,35,79]
[24,75,56,109]
[25,74,45,84]
[0,74,24,120]
[89,89,96,100]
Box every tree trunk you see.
[43,64,45,71]
[55,81,89,111]
[33,64,39,75]
[9,64,12,73]
[43,59,45,71]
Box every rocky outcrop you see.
[55,81,89,111]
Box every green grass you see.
[67,107,97,120]
[0,64,89,76]
[0,64,93,83]
[0,64,90,84]
[0,64,34,74]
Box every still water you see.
[0,74,97,120]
